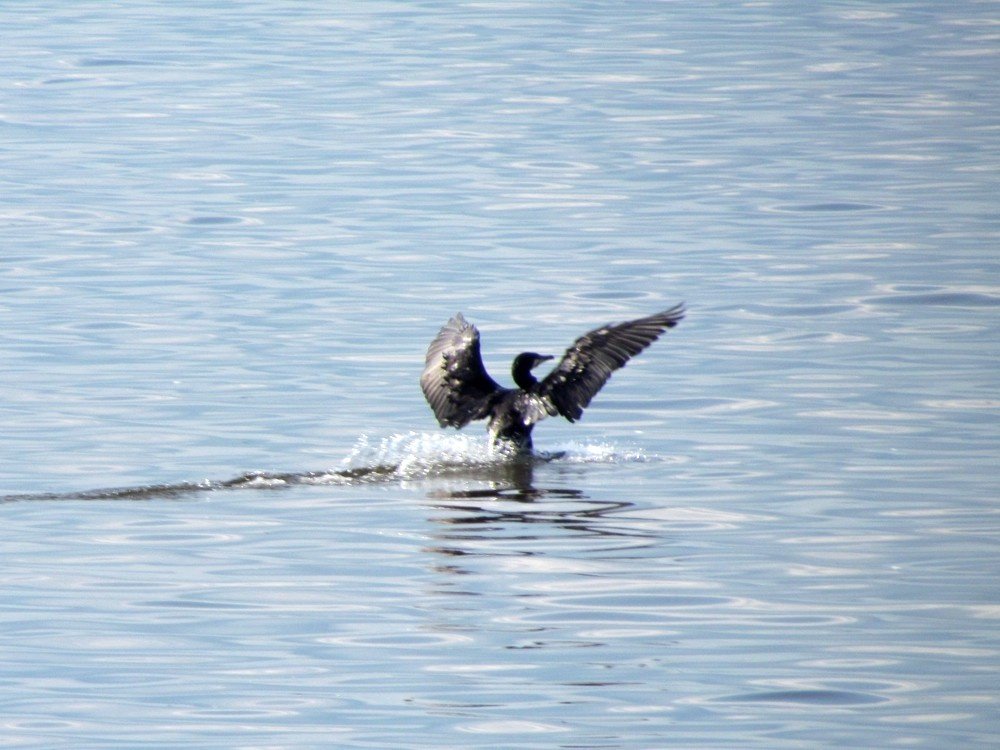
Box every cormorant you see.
[420,304,685,451]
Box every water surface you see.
[2,2,998,748]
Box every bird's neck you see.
[512,361,538,390]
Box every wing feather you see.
[420,314,504,428]
[539,304,685,422]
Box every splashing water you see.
[339,431,649,479]
[343,432,498,470]
[545,439,651,465]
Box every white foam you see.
[338,431,649,480]
[341,431,503,476]
[545,439,650,464]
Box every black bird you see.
[420,304,685,452]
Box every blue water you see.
[2,2,998,748]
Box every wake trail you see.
[2,431,649,503]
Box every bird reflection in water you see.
[421,454,649,568]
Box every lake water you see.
[2,2,998,747]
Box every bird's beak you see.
[539,354,554,363]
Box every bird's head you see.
[515,352,553,369]
[511,352,554,389]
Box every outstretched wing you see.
[420,313,504,428]
[539,304,685,422]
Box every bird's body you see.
[420,305,685,452]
